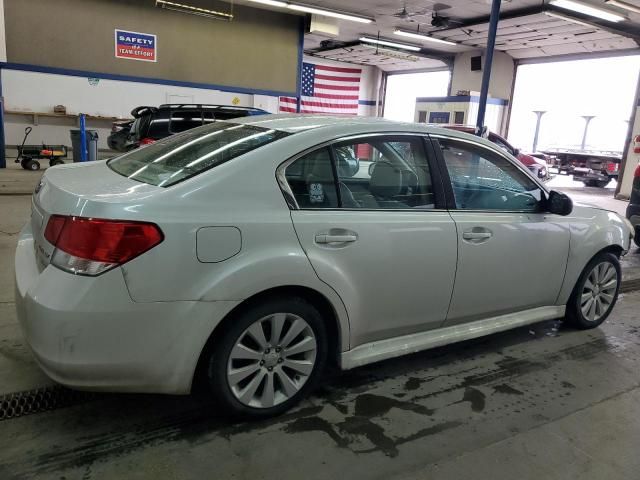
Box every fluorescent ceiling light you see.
[246,1,374,23]
[605,0,640,14]
[393,29,457,46]
[544,10,595,27]
[287,4,373,23]
[155,0,233,20]
[359,36,421,51]
[549,0,625,22]
[247,0,288,7]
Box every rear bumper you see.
[15,223,239,394]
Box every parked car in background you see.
[107,120,133,151]
[16,116,634,418]
[626,163,640,247]
[108,104,269,152]
[442,125,550,181]
[540,148,621,188]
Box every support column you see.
[616,75,640,199]
[0,0,7,169]
[476,0,501,135]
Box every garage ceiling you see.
[233,0,640,67]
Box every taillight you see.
[44,215,163,275]
[606,162,618,172]
[140,137,156,146]
[635,164,640,178]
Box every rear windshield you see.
[108,122,289,187]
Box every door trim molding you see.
[340,305,566,370]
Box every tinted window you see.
[284,136,435,210]
[334,137,435,209]
[129,114,152,141]
[109,122,290,187]
[169,110,203,133]
[285,148,338,208]
[438,138,541,211]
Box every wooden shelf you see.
[4,109,131,125]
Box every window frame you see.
[277,132,449,211]
[428,133,549,213]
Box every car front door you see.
[281,134,458,349]
[431,134,571,325]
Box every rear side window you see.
[108,123,290,187]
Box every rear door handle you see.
[462,232,492,240]
[315,234,358,244]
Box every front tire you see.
[565,252,620,329]
[206,297,327,418]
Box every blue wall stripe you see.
[0,62,297,98]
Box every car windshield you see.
[108,122,289,187]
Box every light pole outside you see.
[532,110,546,153]
[581,115,596,150]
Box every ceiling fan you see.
[392,2,431,22]
[393,2,463,28]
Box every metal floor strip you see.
[0,386,95,421]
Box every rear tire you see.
[595,179,610,188]
[206,297,328,418]
[565,252,620,329]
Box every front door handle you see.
[315,234,358,244]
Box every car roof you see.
[230,113,467,135]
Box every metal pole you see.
[580,115,595,150]
[79,114,87,162]
[0,68,5,169]
[532,110,546,152]
[476,0,501,135]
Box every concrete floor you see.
[1,172,640,479]
[1,293,640,480]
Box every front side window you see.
[438,138,542,211]
[284,136,436,209]
[109,123,290,187]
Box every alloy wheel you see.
[226,313,317,409]
[580,261,618,322]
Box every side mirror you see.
[513,148,520,156]
[547,190,573,216]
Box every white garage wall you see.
[450,51,515,101]
[1,69,281,149]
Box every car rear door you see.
[430,134,571,325]
[282,134,458,349]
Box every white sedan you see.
[15,115,635,417]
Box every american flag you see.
[279,62,362,115]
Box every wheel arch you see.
[191,285,344,393]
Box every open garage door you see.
[383,71,451,122]
[508,55,640,153]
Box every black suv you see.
[109,104,269,152]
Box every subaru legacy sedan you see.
[15,115,634,417]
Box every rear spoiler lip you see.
[131,106,158,118]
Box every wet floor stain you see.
[404,377,422,391]
[455,387,486,413]
[493,384,524,396]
